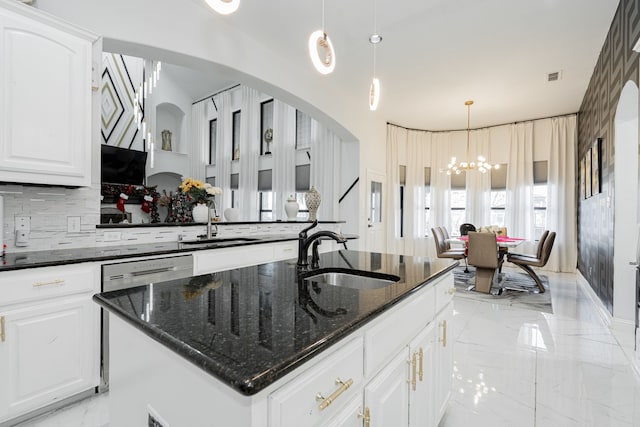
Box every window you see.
[258,169,273,220]
[490,164,507,226]
[424,167,431,236]
[399,165,406,238]
[209,119,217,165]
[295,110,311,149]
[450,172,466,236]
[232,110,241,160]
[533,161,548,240]
[259,192,273,221]
[295,164,310,220]
[260,100,274,155]
[230,173,239,208]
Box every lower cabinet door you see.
[364,349,410,427]
[325,394,365,427]
[435,301,454,424]
[0,294,98,421]
[409,322,436,427]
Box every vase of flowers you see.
[179,178,222,223]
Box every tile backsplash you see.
[0,183,342,254]
[0,183,100,252]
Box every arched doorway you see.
[613,80,639,323]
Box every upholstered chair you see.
[506,231,556,293]
[466,232,502,293]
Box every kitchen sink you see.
[303,271,400,290]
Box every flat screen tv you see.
[101,145,147,185]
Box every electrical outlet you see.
[15,216,30,233]
[67,216,81,233]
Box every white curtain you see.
[407,129,431,256]
[385,124,405,254]
[310,120,340,221]
[466,128,491,226]
[430,132,453,233]
[505,122,534,243]
[190,102,207,181]
[215,91,232,212]
[546,115,577,272]
[272,101,296,220]
[238,87,260,220]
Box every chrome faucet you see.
[297,220,347,268]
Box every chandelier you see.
[444,100,498,175]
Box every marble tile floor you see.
[13,268,640,427]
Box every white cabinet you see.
[409,322,437,427]
[364,349,410,427]
[0,264,100,423]
[0,1,95,186]
[435,301,454,423]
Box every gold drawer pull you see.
[358,407,371,427]
[0,316,5,343]
[316,377,353,411]
[447,287,456,295]
[411,352,417,391]
[33,279,65,287]
[418,347,424,381]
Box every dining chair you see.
[431,227,467,270]
[459,223,476,236]
[506,231,555,293]
[466,231,502,293]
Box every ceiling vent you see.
[547,71,563,82]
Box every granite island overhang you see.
[94,250,457,395]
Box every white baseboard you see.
[576,271,612,326]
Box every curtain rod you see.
[387,112,578,133]
[192,83,241,105]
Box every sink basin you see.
[181,237,260,245]
[303,271,399,290]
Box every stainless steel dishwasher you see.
[100,254,194,392]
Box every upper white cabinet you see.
[0,1,96,186]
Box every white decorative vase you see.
[304,186,321,221]
[224,207,240,222]
[192,203,209,223]
[284,195,299,220]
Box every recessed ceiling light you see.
[369,34,382,44]
[205,0,240,15]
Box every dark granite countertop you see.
[94,250,457,396]
[0,234,301,272]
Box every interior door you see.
[366,170,386,253]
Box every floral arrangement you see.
[179,178,222,206]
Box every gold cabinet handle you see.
[442,320,448,347]
[357,407,371,427]
[447,287,456,295]
[0,316,4,343]
[418,347,424,381]
[411,352,417,391]
[316,377,353,411]
[32,279,65,287]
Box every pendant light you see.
[368,0,382,111]
[133,60,162,168]
[443,100,499,175]
[205,0,240,15]
[308,0,336,75]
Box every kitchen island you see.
[94,250,457,427]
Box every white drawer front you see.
[0,264,97,307]
[364,285,435,377]
[272,241,298,261]
[434,273,455,313]
[269,338,364,427]
[193,245,274,275]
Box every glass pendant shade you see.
[369,78,380,111]
[205,0,240,15]
[308,30,336,75]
